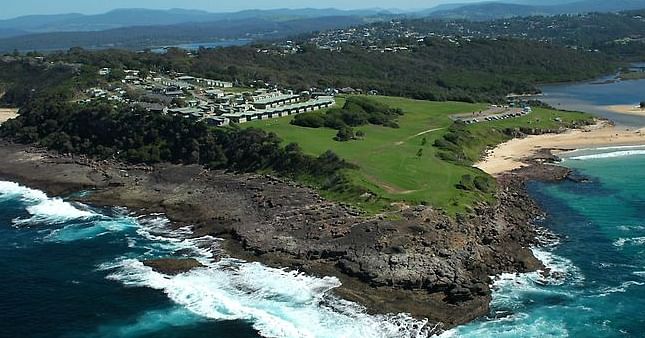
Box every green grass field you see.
[244,96,592,214]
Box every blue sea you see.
[443,146,645,337]
[2,150,645,337]
[0,182,429,338]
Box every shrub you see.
[291,113,325,128]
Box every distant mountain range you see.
[0,8,387,38]
[0,0,644,51]
[424,0,645,20]
[0,15,368,52]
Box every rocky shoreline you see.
[0,141,565,332]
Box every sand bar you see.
[605,104,645,116]
[0,108,19,124]
[475,121,645,175]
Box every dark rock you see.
[143,258,204,275]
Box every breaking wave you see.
[568,150,645,160]
[0,181,96,226]
[2,180,434,337]
[99,218,435,338]
[438,248,583,338]
[613,237,645,248]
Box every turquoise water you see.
[444,148,645,337]
[539,76,645,127]
[0,181,429,338]
[2,149,644,337]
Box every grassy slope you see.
[244,96,591,214]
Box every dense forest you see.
[35,37,616,103]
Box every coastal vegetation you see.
[20,36,615,104]
[0,47,601,215]
[291,96,403,141]
[245,96,594,214]
[0,94,356,196]
[187,38,614,103]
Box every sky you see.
[0,0,503,19]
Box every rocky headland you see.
[0,141,561,330]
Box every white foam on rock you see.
[437,248,582,338]
[1,180,434,337]
[96,212,434,337]
[101,257,432,338]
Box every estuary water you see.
[0,181,430,338]
[444,147,645,337]
[539,77,645,127]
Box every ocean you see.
[0,181,429,338]
[443,146,645,337]
[2,149,644,337]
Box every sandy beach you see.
[606,104,645,116]
[0,108,19,124]
[475,121,645,175]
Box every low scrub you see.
[291,96,403,141]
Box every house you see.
[224,96,335,124]
[213,80,233,88]
[205,89,225,99]
[176,76,196,82]
[164,90,184,97]
[168,107,203,118]
[137,102,167,114]
[98,68,111,76]
[252,92,300,109]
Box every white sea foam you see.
[617,225,645,232]
[45,218,139,242]
[89,213,434,338]
[438,248,583,338]
[0,181,96,225]
[102,257,433,338]
[574,144,645,152]
[568,149,645,160]
[613,237,645,248]
[437,317,569,338]
[594,281,645,297]
[88,307,202,338]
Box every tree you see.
[416,148,423,158]
[640,101,645,109]
[421,137,427,146]
[334,126,354,142]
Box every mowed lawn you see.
[244,96,491,212]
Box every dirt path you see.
[395,127,444,145]
[364,174,418,195]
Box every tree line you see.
[291,96,403,141]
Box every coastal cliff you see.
[0,142,547,330]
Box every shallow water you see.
[443,148,645,337]
[0,181,429,338]
[539,77,645,127]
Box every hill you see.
[427,0,645,20]
[0,8,386,35]
[243,96,593,213]
[0,16,367,52]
